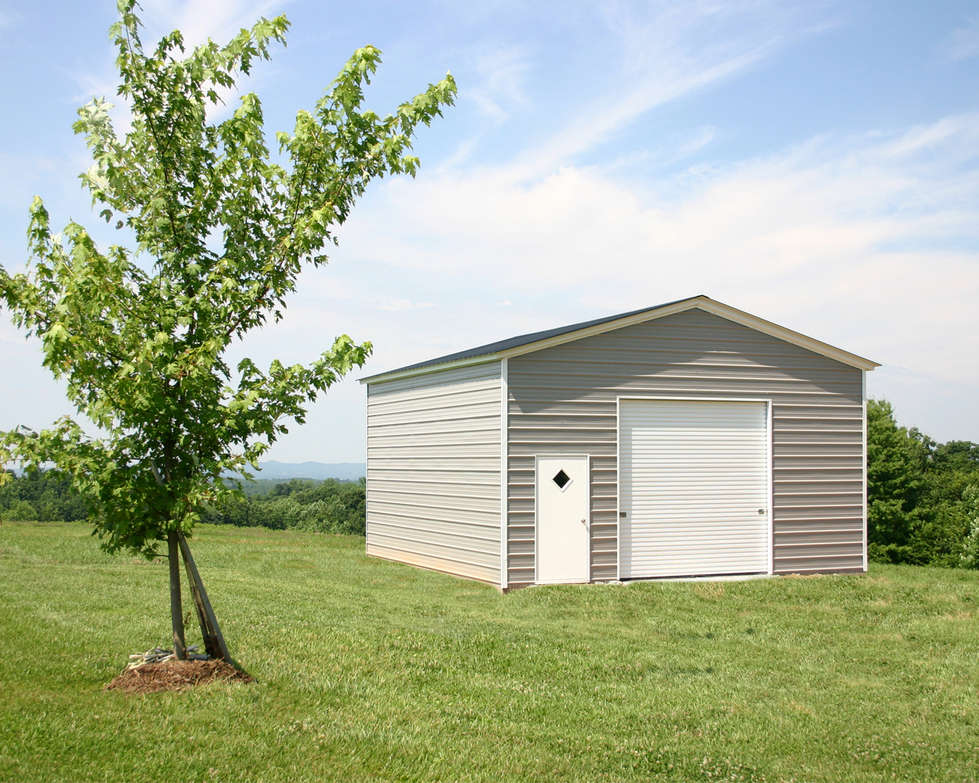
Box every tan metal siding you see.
[367,362,502,585]
[505,308,864,586]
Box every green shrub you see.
[959,484,979,569]
[3,500,38,521]
[204,478,365,536]
[868,399,979,567]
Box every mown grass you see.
[1,521,977,783]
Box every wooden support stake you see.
[181,547,219,659]
[177,531,231,663]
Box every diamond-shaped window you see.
[552,469,572,490]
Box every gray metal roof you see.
[364,295,704,380]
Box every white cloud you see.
[375,297,438,312]
[0,153,59,210]
[69,0,292,132]
[139,0,291,51]
[465,44,530,124]
[939,17,979,63]
[339,112,979,402]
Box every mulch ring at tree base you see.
[105,660,254,694]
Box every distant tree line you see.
[0,473,366,537]
[201,478,366,535]
[0,470,88,522]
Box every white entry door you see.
[619,399,771,579]
[536,455,590,584]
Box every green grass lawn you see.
[1,522,977,782]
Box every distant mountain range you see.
[249,461,366,481]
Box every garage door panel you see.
[625,546,768,562]
[626,527,767,538]
[620,399,771,579]
[628,512,768,526]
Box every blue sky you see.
[1,0,977,463]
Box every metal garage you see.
[360,296,879,591]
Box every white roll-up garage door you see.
[619,398,770,579]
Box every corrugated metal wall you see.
[366,362,503,585]
[505,308,864,588]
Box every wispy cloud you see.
[520,52,757,178]
[938,17,979,63]
[465,44,530,124]
[0,6,21,51]
[466,0,842,180]
[672,125,716,160]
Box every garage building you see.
[360,296,878,590]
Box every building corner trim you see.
[500,358,509,591]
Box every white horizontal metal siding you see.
[367,362,502,585]
[619,399,770,579]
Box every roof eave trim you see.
[358,353,503,385]
[695,299,880,371]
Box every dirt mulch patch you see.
[105,659,254,694]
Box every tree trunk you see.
[167,529,187,660]
[177,531,231,662]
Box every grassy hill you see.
[1,521,977,782]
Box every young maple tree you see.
[0,1,455,661]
